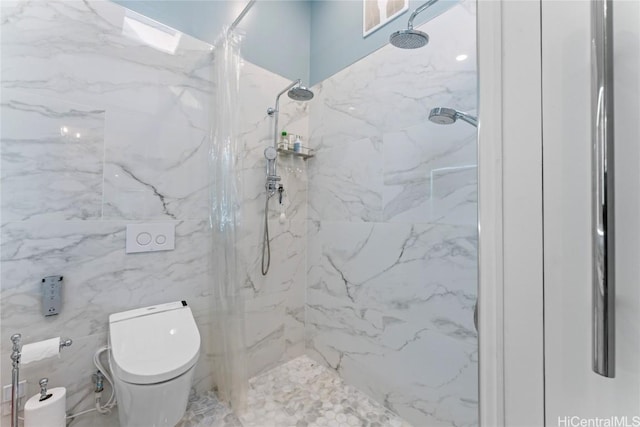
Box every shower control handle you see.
[278,185,284,204]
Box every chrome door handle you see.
[591,0,615,378]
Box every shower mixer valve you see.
[266,175,280,194]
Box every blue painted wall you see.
[114,0,459,85]
[309,0,458,84]
[114,0,311,84]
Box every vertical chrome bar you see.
[10,334,21,427]
[591,0,615,378]
[228,0,257,34]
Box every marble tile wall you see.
[0,0,309,421]
[0,0,215,417]
[237,59,310,378]
[306,3,478,426]
[2,0,477,425]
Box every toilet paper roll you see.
[24,387,66,427]
[21,337,60,365]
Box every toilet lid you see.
[109,302,201,385]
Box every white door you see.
[542,0,640,425]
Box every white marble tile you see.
[0,219,210,344]
[0,90,105,222]
[1,0,214,223]
[306,221,477,335]
[1,0,219,401]
[244,292,287,377]
[387,3,477,74]
[309,3,477,156]
[238,59,310,226]
[311,71,476,155]
[241,356,412,427]
[238,218,307,297]
[1,1,214,115]
[177,391,242,427]
[306,3,478,425]
[2,2,479,427]
[382,119,477,225]
[283,279,306,361]
[241,225,306,376]
[183,356,414,427]
[308,12,477,225]
[306,220,477,426]
[229,58,310,377]
[241,160,308,228]
[102,104,211,221]
[307,136,384,222]
[1,0,310,399]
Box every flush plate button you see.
[126,223,175,254]
[136,232,152,245]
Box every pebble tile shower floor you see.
[68,356,411,427]
[178,356,412,427]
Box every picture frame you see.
[363,0,409,37]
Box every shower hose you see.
[261,192,272,276]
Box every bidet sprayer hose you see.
[93,346,117,414]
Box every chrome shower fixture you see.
[262,79,314,276]
[264,79,314,184]
[267,79,314,118]
[389,0,439,49]
[288,85,314,102]
[264,146,279,194]
[429,107,478,128]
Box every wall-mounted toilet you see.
[108,301,200,427]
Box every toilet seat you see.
[109,301,200,385]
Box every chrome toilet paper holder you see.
[9,334,73,427]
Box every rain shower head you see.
[390,0,438,49]
[268,79,314,117]
[389,29,429,49]
[429,107,478,128]
[288,85,314,101]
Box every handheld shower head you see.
[429,107,478,128]
[390,0,439,49]
[429,107,457,124]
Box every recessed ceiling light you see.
[456,54,468,61]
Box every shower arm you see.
[266,79,301,180]
[268,79,301,147]
[407,0,439,30]
[456,111,478,127]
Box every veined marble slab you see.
[0,0,216,409]
[1,91,105,222]
[306,221,477,426]
[306,3,478,426]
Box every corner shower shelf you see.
[277,147,315,160]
